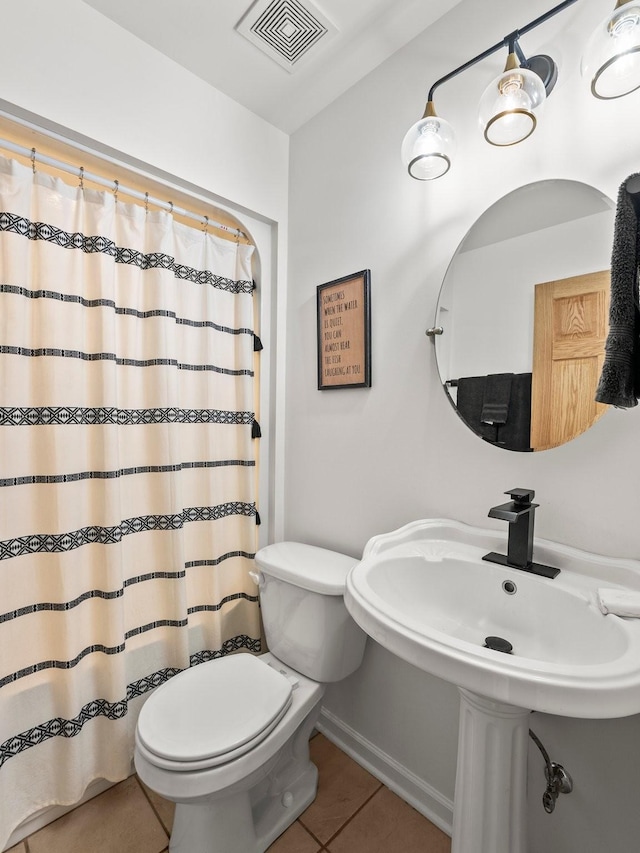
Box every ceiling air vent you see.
[236,0,337,73]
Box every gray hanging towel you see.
[481,373,514,424]
[594,174,640,408]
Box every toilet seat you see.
[136,654,293,771]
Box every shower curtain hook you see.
[202,215,209,233]
[113,179,119,204]
[168,201,174,216]
[235,229,241,244]
[30,148,36,174]
[79,166,85,192]
[144,192,149,215]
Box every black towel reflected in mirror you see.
[456,373,532,452]
[480,373,513,425]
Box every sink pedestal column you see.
[452,689,531,853]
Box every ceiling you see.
[82,0,463,134]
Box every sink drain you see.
[484,635,513,654]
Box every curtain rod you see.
[0,137,248,242]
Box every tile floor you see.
[6,734,451,853]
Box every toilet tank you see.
[254,542,367,682]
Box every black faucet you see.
[483,488,560,579]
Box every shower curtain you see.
[0,155,262,846]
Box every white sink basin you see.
[345,519,640,718]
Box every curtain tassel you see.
[253,333,263,352]
[255,510,262,526]
[252,418,262,439]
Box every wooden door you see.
[530,270,610,451]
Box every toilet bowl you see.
[134,542,367,853]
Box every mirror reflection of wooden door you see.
[531,270,610,451]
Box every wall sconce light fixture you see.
[403,0,640,180]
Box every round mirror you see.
[434,180,615,452]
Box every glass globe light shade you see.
[401,111,455,180]
[582,1,640,98]
[478,62,546,146]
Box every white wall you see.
[1,1,288,225]
[287,0,640,848]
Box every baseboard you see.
[317,707,453,837]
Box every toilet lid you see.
[136,655,292,765]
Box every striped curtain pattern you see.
[0,155,262,846]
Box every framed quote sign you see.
[317,269,371,390]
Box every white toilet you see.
[134,541,367,853]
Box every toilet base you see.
[168,707,320,853]
[169,760,318,853]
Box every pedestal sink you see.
[344,519,640,853]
